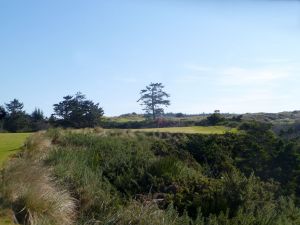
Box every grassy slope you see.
[0,216,13,225]
[131,126,237,134]
[0,133,31,166]
[0,133,31,225]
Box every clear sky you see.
[1,0,300,116]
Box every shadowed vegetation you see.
[2,124,300,224]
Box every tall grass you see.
[1,158,76,225]
[2,129,300,224]
[0,132,76,225]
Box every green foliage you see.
[3,113,29,133]
[1,100,47,133]
[239,120,272,134]
[0,106,6,121]
[3,99,29,132]
[5,99,24,115]
[148,156,183,182]
[3,126,300,224]
[133,126,236,134]
[138,83,170,120]
[206,112,225,126]
[42,130,300,224]
[30,108,48,131]
[53,92,104,128]
[31,108,44,121]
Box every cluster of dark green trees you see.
[50,92,104,128]
[0,99,47,132]
[0,92,105,132]
[0,82,173,132]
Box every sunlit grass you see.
[0,133,31,225]
[131,126,237,134]
[105,115,146,123]
[0,133,31,166]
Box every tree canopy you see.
[138,83,170,120]
[3,99,29,132]
[5,99,24,114]
[0,106,6,121]
[53,92,104,128]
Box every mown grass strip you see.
[0,133,31,166]
[0,133,31,224]
[131,126,237,134]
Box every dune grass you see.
[0,217,14,225]
[0,132,75,225]
[0,220,13,225]
[0,133,31,225]
[0,133,31,166]
[131,126,237,134]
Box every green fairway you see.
[132,126,237,134]
[104,115,146,123]
[0,133,30,225]
[0,133,31,166]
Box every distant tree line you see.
[0,92,104,132]
[0,82,244,132]
[0,99,48,132]
[0,82,171,132]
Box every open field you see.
[131,126,237,134]
[0,133,31,166]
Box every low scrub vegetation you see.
[2,124,300,224]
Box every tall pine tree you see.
[138,83,170,120]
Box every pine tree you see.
[138,83,170,120]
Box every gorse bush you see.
[2,127,300,224]
[148,157,183,180]
[111,202,191,225]
[44,130,300,224]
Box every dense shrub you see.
[44,130,300,224]
[3,127,300,224]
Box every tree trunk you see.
[151,90,155,120]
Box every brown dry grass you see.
[1,158,76,225]
[0,132,76,225]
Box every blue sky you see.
[1,0,300,116]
